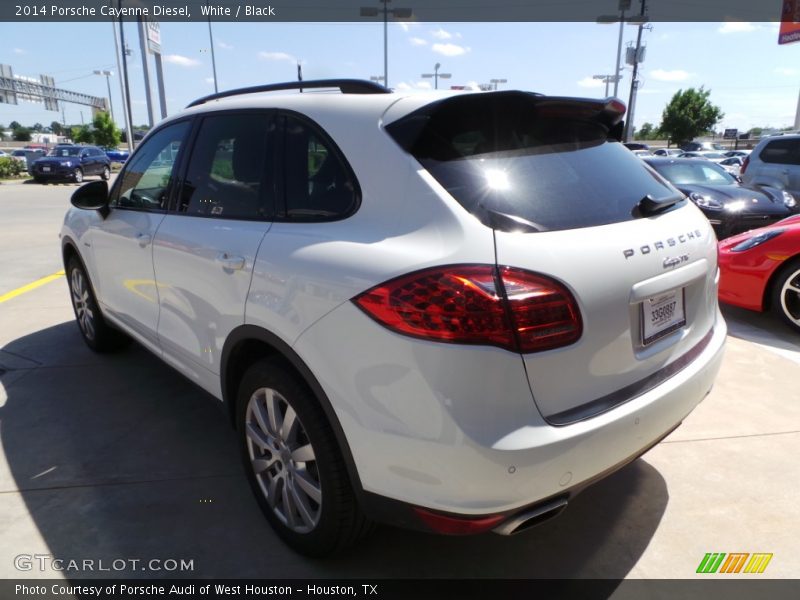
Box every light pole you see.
[593,74,620,97]
[421,63,451,90]
[623,0,650,142]
[597,0,647,98]
[489,78,507,90]
[93,70,115,123]
[360,0,412,88]
[207,0,218,93]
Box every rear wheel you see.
[66,256,130,352]
[771,258,800,333]
[237,359,371,556]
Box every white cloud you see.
[217,41,233,50]
[431,28,453,40]
[638,89,666,95]
[204,77,215,84]
[258,51,296,63]
[396,22,420,32]
[13,48,25,54]
[774,67,799,76]
[395,82,411,90]
[650,69,691,82]
[414,81,432,90]
[432,43,470,57]
[410,37,427,46]
[163,54,201,67]
[718,22,758,34]
[577,77,603,88]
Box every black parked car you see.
[644,157,798,238]
[32,145,111,184]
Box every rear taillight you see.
[353,265,582,353]
[740,154,750,175]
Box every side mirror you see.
[71,180,109,217]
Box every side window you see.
[110,121,190,211]
[761,139,800,166]
[178,113,273,220]
[283,116,358,220]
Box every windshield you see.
[701,152,725,159]
[650,161,737,186]
[48,147,82,157]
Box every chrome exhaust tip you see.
[492,497,569,536]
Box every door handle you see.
[135,232,152,248]
[215,252,245,271]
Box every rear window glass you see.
[760,139,800,166]
[386,92,679,232]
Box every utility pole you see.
[119,1,135,151]
[624,0,647,142]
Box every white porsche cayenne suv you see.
[61,80,726,556]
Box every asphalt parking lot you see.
[0,179,798,580]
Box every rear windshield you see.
[386,92,679,232]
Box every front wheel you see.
[237,359,371,556]
[101,165,111,180]
[771,258,800,333]
[66,256,130,352]
[73,168,83,183]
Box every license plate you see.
[42,166,51,172]
[641,288,686,345]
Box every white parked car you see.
[677,151,728,163]
[60,79,726,556]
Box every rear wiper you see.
[637,193,684,217]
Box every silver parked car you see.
[740,134,800,200]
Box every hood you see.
[719,217,800,249]
[35,155,81,165]
[678,183,790,214]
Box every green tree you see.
[660,87,724,148]
[9,120,21,130]
[91,111,121,148]
[636,122,656,140]
[50,121,63,136]
[31,122,44,132]
[12,127,32,142]
[71,125,93,144]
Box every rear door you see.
[387,92,720,424]
[153,111,276,384]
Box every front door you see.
[91,121,192,347]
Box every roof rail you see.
[186,79,391,108]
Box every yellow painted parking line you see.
[0,270,65,304]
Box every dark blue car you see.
[32,145,111,184]
[105,148,130,163]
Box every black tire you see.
[34,176,45,184]
[66,256,130,352]
[73,168,83,183]
[101,165,111,180]
[237,359,372,557]
[770,258,800,333]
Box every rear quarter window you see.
[760,139,800,166]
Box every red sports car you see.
[718,214,800,332]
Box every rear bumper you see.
[294,302,726,518]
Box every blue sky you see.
[2,20,799,133]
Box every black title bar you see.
[1,0,791,22]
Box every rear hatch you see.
[386,91,720,424]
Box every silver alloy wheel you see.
[245,387,322,533]
[779,267,800,327]
[70,268,95,341]
[102,166,110,180]
[74,168,83,183]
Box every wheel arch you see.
[221,324,364,497]
[763,254,800,311]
